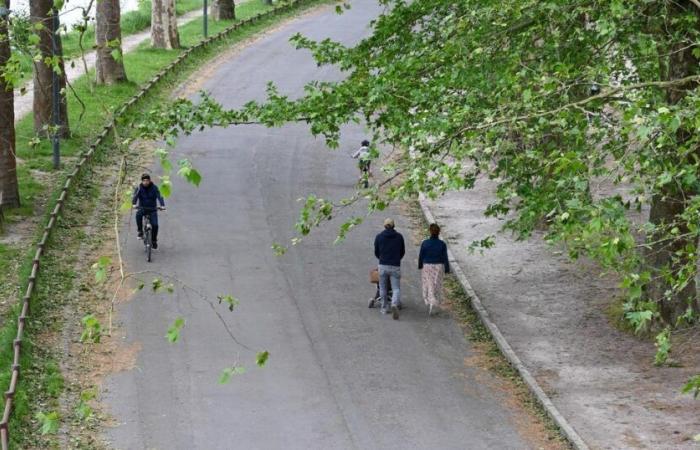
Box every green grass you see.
[61,0,203,60]
[12,0,278,218]
[15,0,204,84]
[1,1,329,446]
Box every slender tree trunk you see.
[0,0,19,208]
[645,0,700,325]
[96,0,127,84]
[211,0,235,20]
[31,0,69,137]
[151,0,180,49]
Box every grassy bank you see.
[0,0,328,446]
[15,0,203,84]
[61,0,203,60]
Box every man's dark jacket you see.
[374,228,405,267]
[132,183,165,209]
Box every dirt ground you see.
[424,178,700,450]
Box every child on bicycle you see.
[352,140,372,183]
[132,173,166,249]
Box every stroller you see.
[368,268,398,309]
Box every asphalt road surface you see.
[104,2,531,449]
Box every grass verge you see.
[0,0,330,446]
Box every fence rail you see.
[0,1,307,447]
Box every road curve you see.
[103,2,531,449]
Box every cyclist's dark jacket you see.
[132,183,165,209]
[374,228,405,267]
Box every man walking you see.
[374,218,405,319]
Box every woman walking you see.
[418,223,450,316]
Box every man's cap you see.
[141,173,151,180]
[384,218,395,228]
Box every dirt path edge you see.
[417,193,589,450]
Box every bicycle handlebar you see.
[133,205,166,211]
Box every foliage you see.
[35,411,60,435]
[219,366,246,384]
[135,0,700,391]
[217,294,240,311]
[75,389,96,422]
[166,317,185,343]
[682,375,700,399]
[91,256,112,283]
[255,350,269,367]
[80,314,102,343]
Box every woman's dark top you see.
[418,236,450,273]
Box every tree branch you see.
[461,74,700,133]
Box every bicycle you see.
[358,159,370,189]
[136,206,164,262]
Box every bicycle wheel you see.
[145,225,152,262]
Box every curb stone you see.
[417,194,589,450]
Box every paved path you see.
[13,9,203,123]
[102,2,531,449]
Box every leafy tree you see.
[136,0,700,386]
[0,0,19,208]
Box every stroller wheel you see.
[368,298,376,308]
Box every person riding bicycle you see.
[132,173,165,249]
[352,139,372,179]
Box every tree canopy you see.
[137,0,700,395]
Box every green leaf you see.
[271,242,287,256]
[218,366,246,384]
[217,294,240,312]
[625,310,653,333]
[80,314,102,343]
[682,375,700,398]
[177,159,202,187]
[110,49,122,62]
[35,411,60,435]
[91,256,111,283]
[166,317,185,343]
[255,351,270,367]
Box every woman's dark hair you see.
[141,173,151,180]
[361,139,370,146]
[429,223,440,237]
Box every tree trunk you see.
[211,0,235,20]
[96,0,127,84]
[646,191,698,325]
[645,0,700,325]
[151,0,180,49]
[0,0,19,208]
[31,0,69,137]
